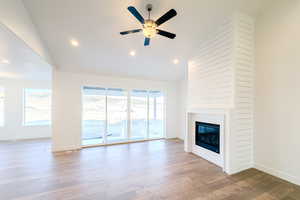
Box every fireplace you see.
[195,122,220,154]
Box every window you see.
[106,88,128,143]
[82,87,128,145]
[149,91,164,138]
[131,90,148,140]
[0,87,4,126]
[23,89,51,126]
[81,86,165,146]
[82,87,106,145]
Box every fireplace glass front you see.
[195,122,220,154]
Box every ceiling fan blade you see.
[128,6,145,24]
[120,29,142,35]
[155,9,177,26]
[157,29,176,39]
[144,37,150,46]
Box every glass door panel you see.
[106,88,128,143]
[82,87,106,145]
[149,91,164,138]
[130,90,148,140]
[0,87,4,127]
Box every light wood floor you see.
[0,139,299,200]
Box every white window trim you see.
[23,88,52,127]
[0,87,5,127]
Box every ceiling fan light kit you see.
[143,20,157,38]
[120,4,177,46]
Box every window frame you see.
[23,88,52,127]
[0,87,5,127]
[130,89,149,141]
[148,90,165,139]
[81,85,166,146]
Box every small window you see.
[23,89,51,126]
[0,87,4,126]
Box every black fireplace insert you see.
[195,122,220,154]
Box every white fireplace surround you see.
[191,112,225,168]
[185,108,230,172]
[184,13,255,175]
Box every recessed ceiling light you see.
[173,59,179,64]
[70,39,79,47]
[129,50,136,56]
[1,59,10,64]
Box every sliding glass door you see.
[149,91,164,139]
[82,87,165,146]
[106,88,128,143]
[130,90,148,140]
[82,87,106,145]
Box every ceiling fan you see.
[120,4,177,46]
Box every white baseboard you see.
[52,145,81,153]
[227,163,254,175]
[254,163,300,186]
[178,136,185,141]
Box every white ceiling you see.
[0,23,52,80]
[23,0,270,81]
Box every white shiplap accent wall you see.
[188,18,235,109]
[187,13,255,174]
[231,14,255,172]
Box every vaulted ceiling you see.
[0,23,51,80]
[23,0,270,81]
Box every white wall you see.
[255,0,300,185]
[178,80,187,140]
[52,71,181,152]
[0,0,51,63]
[0,78,51,140]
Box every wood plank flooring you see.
[0,139,299,200]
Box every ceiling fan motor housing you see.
[146,4,153,12]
